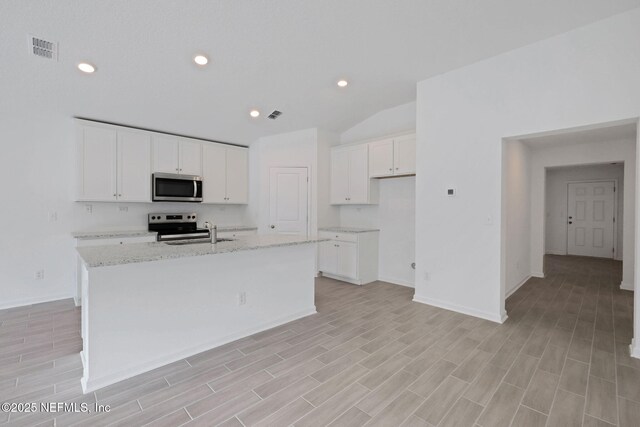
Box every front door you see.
[567,181,615,258]
[269,167,309,236]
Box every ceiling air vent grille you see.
[267,110,282,120]
[28,35,58,60]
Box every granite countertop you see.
[73,225,257,240]
[77,234,327,268]
[72,230,157,239]
[217,226,258,232]
[318,226,380,234]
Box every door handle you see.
[270,225,275,229]
[193,181,197,197]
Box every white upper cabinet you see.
[76,121,151,202]
[152,135,202,175]
[178,138,203,176]
[77,125,117,201]
[393,134,416,175]
[151,134,180,173]
[202,143,227,203]
[330,148,351,204]
[347,145,370,204]
[225,147,248,204]
[368,139,395,177]
[330,145,377,205]
[76,119,246,204]
[367,133,416,178]
[117,130,151,202]
[202,144,248,204]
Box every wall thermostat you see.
[447,188,456,196]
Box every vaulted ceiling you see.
[2,0,639,144]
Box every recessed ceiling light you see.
[194,55,208,66]
[77,63,96,73]
[337,79,348,88]
[249,110,260,118]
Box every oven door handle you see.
[193,180,197,198]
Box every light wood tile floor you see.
[0,255,636,426]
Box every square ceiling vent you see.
[267,110,282,120]
[28,35,58,60]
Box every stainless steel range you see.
[148,213,210,242]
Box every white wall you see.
[503,140,532,296]
[530,138,635,287]
[545,163,625,259]
[0,113,250,309]
[340,102,416,144]
[340,177,416,287]
[415,9,640,324]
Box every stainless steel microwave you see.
[152,173,203,202]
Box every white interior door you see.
[269,167,308,236]
[567,181,615,258]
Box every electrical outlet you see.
[119,206,128,212]
[35,269,45,280]
[238,291,247,306]
[85,204,92,214]
[48,211,58,222]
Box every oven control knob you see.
[151,216,156,220]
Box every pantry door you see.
[268,168,309,236]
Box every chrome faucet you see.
[203,221,217,244]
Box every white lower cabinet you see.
[317,230,379,285]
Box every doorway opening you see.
[501,119,637,321]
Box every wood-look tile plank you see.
[546,389,584,427]
[438,397,483,427]
[476,382,524,427]
[585,375,617,424]
[413,376,468,425]
[510,405,547,427]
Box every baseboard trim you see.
[630,339,640,359]
[0,294,75,310]
[378,276,415,288]
[412,294,505,324]
[531,271,545,279]
[620,282,634,291]
[545,250,566,256]
[81,307,317,393]
[505,275,531,298]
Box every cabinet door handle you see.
[389,168,392,171]
[113,193,117,197]
[118,194,122,197]
[395,167,399,170]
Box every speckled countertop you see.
[72,225,257,240]
[217,226,258,232]
[318,226,380,234]
[77,234,327,268]
[72,230,157,239]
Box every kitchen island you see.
[76,234,324,393]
